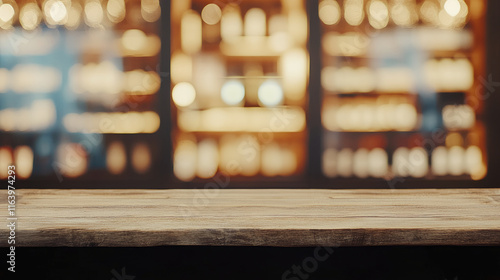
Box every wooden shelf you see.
[1,188,500,247]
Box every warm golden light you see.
[448,146,465,176]
[65,3,82,29]
[464,145,481,175]
[221,5,242,42]
[319,0,341,25]
[106,142,127,175]
[0,3,15,29]
[288,10,308,45]
[322,148,337,177]
[258,80,283,107]
[442,105,475,130]
[408,147,428,178]
[322,32,370,57]
[444,0,460,17]
[141,0,160,22]
[132,143,151,174]
[391,2,416,26]
[420,0,439,25]
[20,3,42,31]
[244,8,266,36]
[44,0,68,25]
[367,0,389,29]
[201,3,221,25]
[11,64,61,94]
[221,80,245,106]
[196,139,219,179]
[261,143,284,177]
[56,143,88,178]
[323,101,418,132]
[0,147,13,179]
[431,146,448,176]
[178,107,306,132]
[123,70,160,95]
[107,0,125,23]
[174,139,197,181]
[424,58,473,91]
[392,147,410,177]
[344,0,364,26]
[63,111,160,134]
[181,10,202,54]
[171,52,192,84]
[84,0,104,27]
[122,29,147,52]
[280,48,308,101]
[353,148,369,178]
[172,82,196,107]
[13,146,33,179]
[0,100,56,132]
[337,148,353,177]
[368,148,388,177]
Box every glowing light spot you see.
[84,0,104,27]
[261,143,282,177]
[432,146,448,176]
[344,0,364,26]
[322,148,337,177]
[408,147,428,178]
[337,148,353,177]
[280,48,308,101]
[44,0,67,25]
[258,80,283,107]
[106,142,126,175]
[196,139,218,179]
[368,148,388,177]
[221,5,242,42]
[0,147,13,179]
[319,0,341,25]
[171,52,192,84]
[368,0,389,29]
[65,3,82,29]
[392,147,410,177]
[420,0,439,25]
[132,143,151,174]
[122,29,147,51]
[448,146,465,176]
[221,80,245,106]
[107,0,126,23]
[56,143,88,178]
[141,0,160,22]
[174,139,197,181]
[0,4,15,25]
[201,4,221,25]
[353,148,369,178]
[444,0,460,17]
[181,10,202,54]
[244,8,266,36]
[20,3,42,31]
[172,82,196,107]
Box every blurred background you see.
[0,0,498,188]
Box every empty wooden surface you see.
[1,189,500,247]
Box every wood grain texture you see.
[1,189,500,247]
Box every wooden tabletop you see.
[1,188,500,247]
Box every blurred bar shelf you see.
[1,188,499,247]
